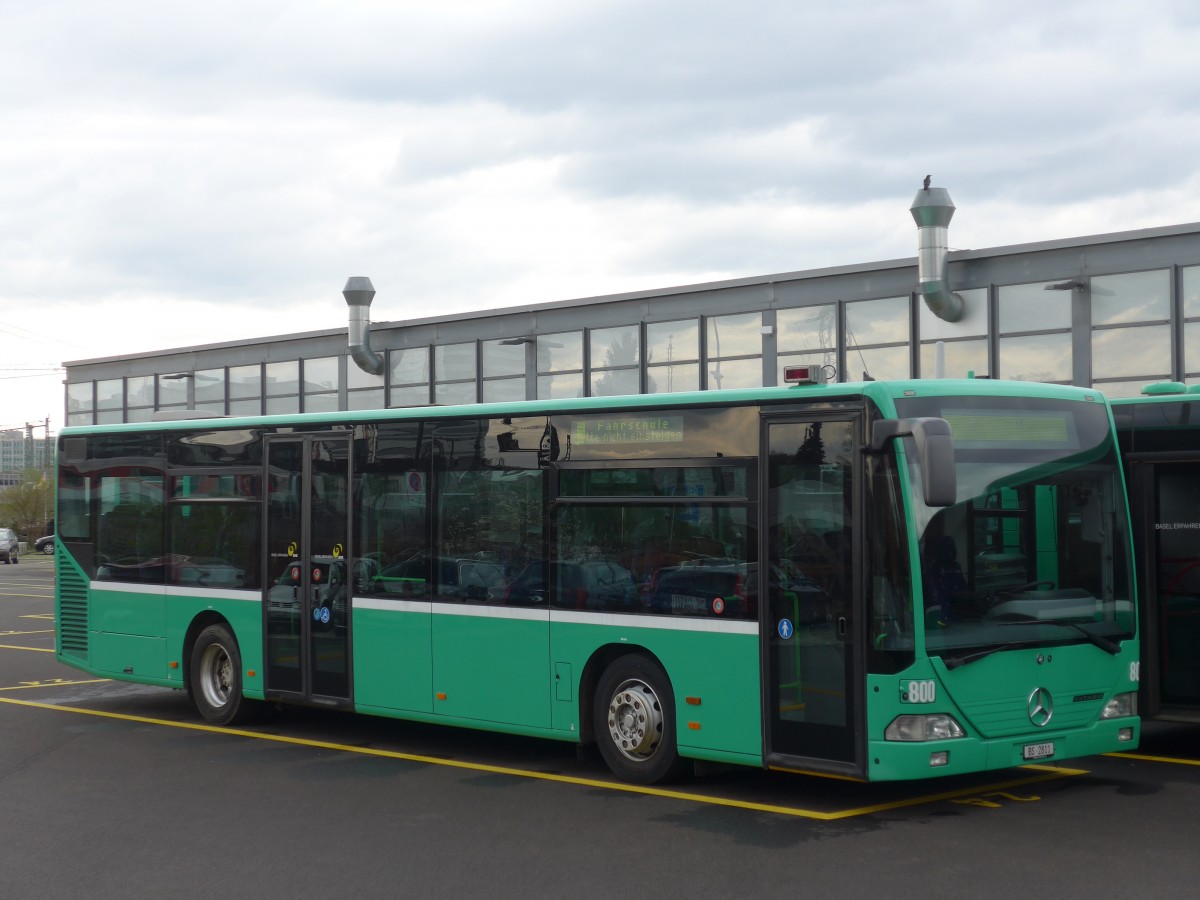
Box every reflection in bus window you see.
[96,475,165,583]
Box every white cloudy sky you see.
[2,0,1199,432]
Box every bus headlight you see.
[1100,691,1137,719]
[885,714,966,741]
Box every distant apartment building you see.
[0,428,51,487]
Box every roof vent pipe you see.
[343,276,384,375]
[910,184,963,322]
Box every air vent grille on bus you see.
[57,561,89,660]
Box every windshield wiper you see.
[992,617,1122,655]
[940,644,1008,670]
[1059,621,1121,655]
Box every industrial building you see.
[61,188,1200,422]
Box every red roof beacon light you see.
[783,364,828,385]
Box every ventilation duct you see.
[344,276,384,375]
[910,185,963,322]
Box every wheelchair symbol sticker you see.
[320,607,331,625]
[777,619,794,640]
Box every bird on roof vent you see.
[923,174,931,190]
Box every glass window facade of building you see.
[481,339,525,403]
[435,342,477,406]
[1185,266,1200,386]
[706,312,763,390]
[537,331,584,400]
[998,281,1073,383]
[919,287,988,379]
[1090,270,1171,398]
[60,224,1200,424]
[590,326,639,398]
[845,295,910,382]
[389,347,430,408]
[646,319,699,394]
[779,304,837,379]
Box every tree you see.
[0,470,54,540]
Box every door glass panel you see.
[1154,464,1200,708]
[309,438,350,698]
[264,436,351,700]
[265,441,303,694]
[767,419,856,763]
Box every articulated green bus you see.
[1113,385,1200,723]
[55,377,1139,783]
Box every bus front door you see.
[1133,460,1200,719]
[263,434,353,707]
[763,416,863,777]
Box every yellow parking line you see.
[0,644,54,653]
[0,679,109,692]
[1105,751,1200,767]
[0,695,1085,819]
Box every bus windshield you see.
[894,395,1135,665]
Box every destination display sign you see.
[942,409,1079,449]
[571,415,685,446]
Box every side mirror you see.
[870,417,956,507]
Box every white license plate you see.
[1022,741,1055,760]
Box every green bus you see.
[1113,384,1200,723]
[54,376,1139,783]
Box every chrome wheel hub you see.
[606,678,664,762]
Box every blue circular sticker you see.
[777,618,794,640]
[312,606,322,622]
[320,607,331,625]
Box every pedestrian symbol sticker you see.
[777,619,794,640]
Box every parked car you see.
[0,528,19,564]
[267,556,348,630]
[35,534,55,556]
[502,560,638,610]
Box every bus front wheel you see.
[190,624,258,726]
[593,655,683,784]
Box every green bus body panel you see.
[90,633,166,681]
[91,586,166,638]
[549,617,762,757]
[351,605,433,713]
[349,605,763,759]
[165,593,266,698]
[55,579,266,697]
[432,609,551,728]
[864,642,1139,780]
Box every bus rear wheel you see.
[593,655,683,784]
[191,624,258,726]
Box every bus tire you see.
[191,624,258,726]
[593,655,683,784]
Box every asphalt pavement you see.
[2,555,1199,899]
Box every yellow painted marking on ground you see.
[0,695,1086,820]
[21,614,55,621]
[1105,751,1200,767]
[0,679,108,692]
[0,629,55,636]
[0,644,54,653]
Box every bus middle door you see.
[263,434,353,708]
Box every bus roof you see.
[62,378,1108,436]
